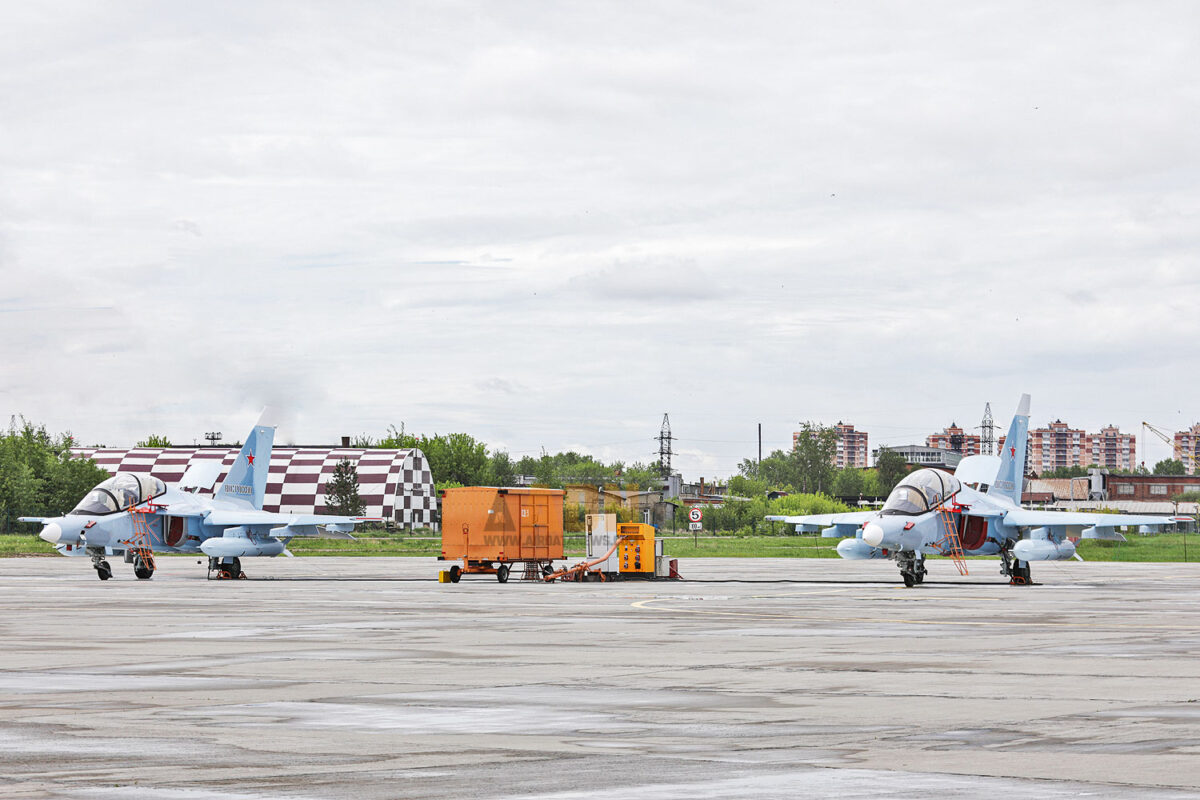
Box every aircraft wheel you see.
[230,558,241,577]
[902,571,916,588]
[134,563,154,580]
[96,561,112,581]
[497,564,510,584]
[449,565,462,583]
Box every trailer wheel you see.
[496,564,510,584]
[449,565,462,583]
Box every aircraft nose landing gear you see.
[898,550,926,587]
[91,554,112,581]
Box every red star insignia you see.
[1010,447,1016,457]
[247,454,255,465]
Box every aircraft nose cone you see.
[862,522,884,547]
[39,522,62,544]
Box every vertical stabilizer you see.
[988,394,1030,505]
[215,420,275,509]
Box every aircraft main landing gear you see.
[1001,549,1032,586]
[133,553,155,580]
[208,556,246,580]
[131,551,154,582]
[898,550,926,588]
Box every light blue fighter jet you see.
[21,411,374,580]
[768,395,1181,586]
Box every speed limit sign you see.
[688,507,703,523]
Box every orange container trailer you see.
[439,487,564,583]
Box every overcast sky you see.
[3,1,1199,476]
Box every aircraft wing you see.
[765,511,875,537]
[1003,509,1173,530]
[205,508,380,536]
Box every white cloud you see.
[2,1,1199,473]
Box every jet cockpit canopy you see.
[70,473,166,516]
[881,468,961,516]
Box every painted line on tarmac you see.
[629,597,1196,629]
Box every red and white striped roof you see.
[69,447,436,526]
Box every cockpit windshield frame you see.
[881,468,962,516]
[69,472,167,516]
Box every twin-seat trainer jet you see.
[21,411,373,580]
[768,395,1178,586]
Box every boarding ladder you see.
[933,506,968,576]
[123,503,162,571]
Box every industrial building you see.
[69,445,438,528]
[1103,473,1200,502]
[873,445,962,470]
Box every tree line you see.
[0,418,109,532]
[735,422,910,499]
[1039,459,1186,478]
[361,425,664,492]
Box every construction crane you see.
[1141,421,1175,471]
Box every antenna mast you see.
[656,413,674,478]
[204,431,222,446]
[979,403,994,456]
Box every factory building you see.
[69,446,437,528]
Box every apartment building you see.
[926,423,981,456]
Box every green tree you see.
[860,469,882,497]
[1153,459,1186,476]
[875,449,909,493]
[377,426,489,486]
[728,474,770,498]
[137,434,172,447]
[427,433,490,485]
[324,458,365,516]
[832,467,865,498]
[792,422,838,493]
[752,449,796,490]
[0,417,108,530]
[1041,464,1092,479]
[485,450,517,486]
